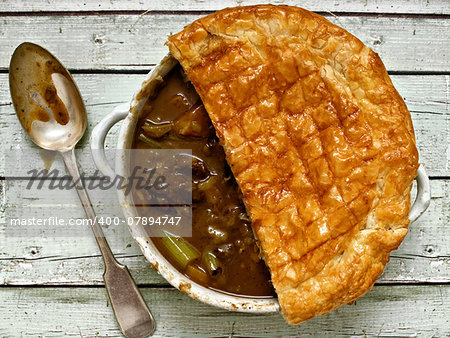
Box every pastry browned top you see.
[167,5,419,324]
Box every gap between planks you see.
[0,14,448,72]
[1,11,450,19]
[0,0,448,15]
[0,285,448,337]
[1,69,450,76]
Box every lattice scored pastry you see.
[167,5,419,324]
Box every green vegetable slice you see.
[197,176,216,190]
[160,233,200,269]
[186,264,209,284]
[138,133,162,148]
[202,250,222,276]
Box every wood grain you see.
[0,14,448,72]
[0,3,448,336]
[0,286,448,337]
[0,74,448,177]
[1,0,449,14]
[1,179,448,286]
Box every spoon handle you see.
[61,148,155,338]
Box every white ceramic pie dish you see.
[90,54,431,313]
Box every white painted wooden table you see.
[0,1,449,336]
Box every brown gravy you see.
[132,65,274,297]
[10,45,71,133]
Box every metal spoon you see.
[9,42,155,338]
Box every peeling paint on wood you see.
[0,0,449,14]
[0,180,448,285]
[0,2,448,336]
[0,286,448,336]
[0,74,448,176]
[0,15,448,72]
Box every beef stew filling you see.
[132,65,275,297]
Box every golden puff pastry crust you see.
[167,5,419,324]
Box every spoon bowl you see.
[9,42,86,150]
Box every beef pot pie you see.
[133,64,275,297]
[140,5,419,324]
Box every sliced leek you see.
[202,250,222,276]
[160,233,200,269]
[138,133,162,149]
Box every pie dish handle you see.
[89,104,431,225]
[90,102,130,178]
[409,164,431,223]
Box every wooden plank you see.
[0,73,448,177]
[0,0,449,14]
[0,14,449,72]
[0,285,448,336]
[0,179,448,285]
